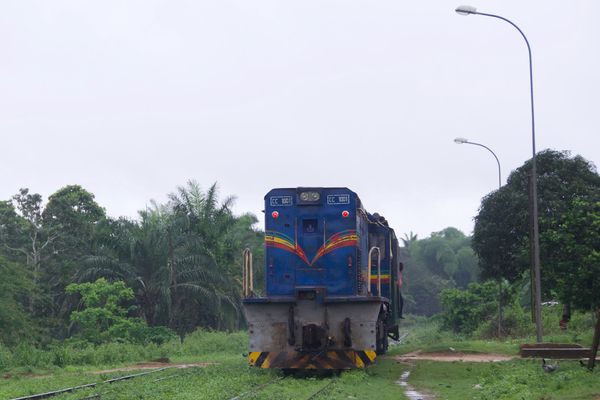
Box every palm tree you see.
[168,181,241,330]
[401,232,418,248]
[80,181,246,333]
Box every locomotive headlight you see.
[300,191,320,202]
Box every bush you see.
[51,346,69,368]
[475,301,530,338]
[179,329,247,356]
[0,344,12,371]
[11,343,51,368]
[440,281,497,335]
[0,330,248,371]
[125,324,177,345]
[67,279,177,345]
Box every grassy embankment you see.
[0,329,409,400]
[2,306,599,399]
[390,308,599,400]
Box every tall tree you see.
[42,185,107,332]
[167,181,242,331]
[400,227,478,316]
[42,185,106,258]
[544,198,600,369]
[0,255,34,345]
[473,150,600,294]
[5,189,58,279]
[81,181,257,335]
[0,189,58,313]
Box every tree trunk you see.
[560,303,570,330]
[497,280,503,337]
[587,308,600,370]
[167,227,179,330]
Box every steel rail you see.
[10,367,171,400]
[227,377,284,400]
[303,378,336,400]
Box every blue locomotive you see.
[242,187,403,369]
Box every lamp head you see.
[454,137,468,144]
[455,5,477,15]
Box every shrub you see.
[475,300,530,338]
[440,281,497,335]
[179,329,247,356]
[0,344,12,370]
[67,278,177,345]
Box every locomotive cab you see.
[242,187,402,369]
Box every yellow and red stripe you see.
[312,230,358,264]
[370,274,391,284]
[265,231,309,264]
[265,230,358,266]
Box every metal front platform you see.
[248,349,377,369]
[243,298,383,369]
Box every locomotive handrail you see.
[367,246,381,296]
[243,248,253,297]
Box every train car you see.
[242,187,403,370]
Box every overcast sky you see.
[1,0,598,238]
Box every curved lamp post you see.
[454,137,501,189]
[455,5,543,342]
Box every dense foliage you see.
[0,181,263,346]
[401,227,479,316]
[0,255,33,346]
[473,150,600,293]
[440,280,529,337]
[543,198,600,311]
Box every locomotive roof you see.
[264,187,357,199]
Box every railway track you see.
[226,377,284,400]
[11,363,338,400]
[77,367,205,400]
[9,366,203,400]
[302,378,336,400]
[226,374,337,400]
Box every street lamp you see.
[454,137,501,189]
[455,5,543,342]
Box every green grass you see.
[0,369,150,399]
[391,307,596,358]
[0,329,249,373]
[0,330,250,399]
[1,308,598,400]
[5,353,600,400]
[409,359,600,400]
[389,316,521,356]
[39,357,409,400]
[391,309,600,400]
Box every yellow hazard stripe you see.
[364,350,377,362]
[248,352,261,364]
[248,350,376,369]
[355,353,365,368]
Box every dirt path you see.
[395,350,515,363]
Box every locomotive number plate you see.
[327,194,350,205]
[270,195,293,207]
